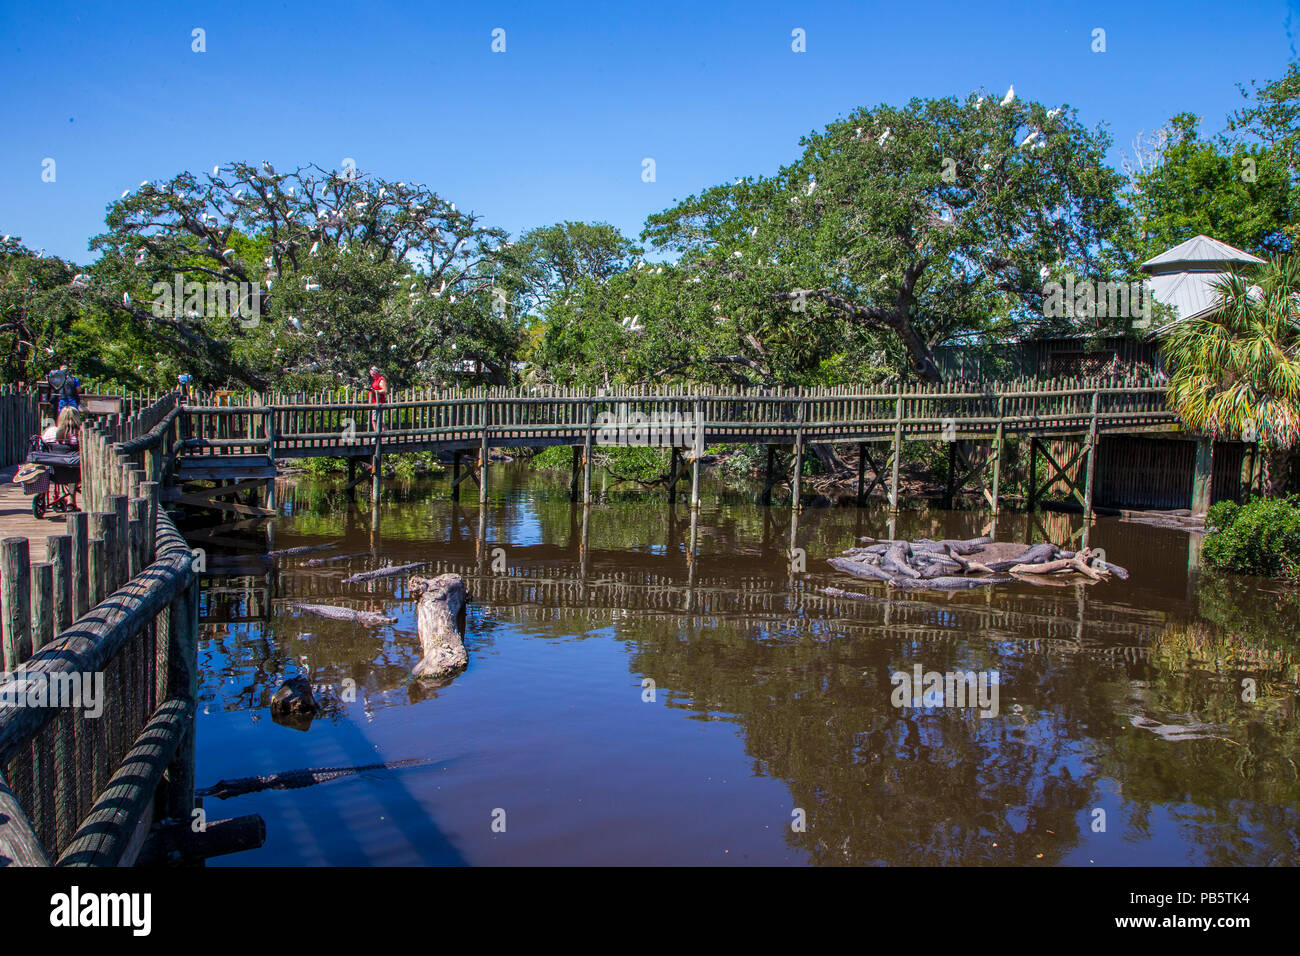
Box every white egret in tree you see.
[1000,84,1015,106]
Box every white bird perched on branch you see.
[877,127,892,147]
[212,165,220,176]
[120,189,130,199]
[805,178,817,195]
[1020,130,1040,148]
[123,292,132,307]
[222,248,235,257]
[1000,85,1015,106]
[134,248,147,265]
[1046,108,1062,119]
[262,161,275,175]
[974,96,985,109]
[1039,265,1051,280]
[309,241,320,255]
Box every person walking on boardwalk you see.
[368,366,389,429]
[52,364,81,412]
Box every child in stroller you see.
[13,409,82,519]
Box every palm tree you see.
[1163,256,1300,497]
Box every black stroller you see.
[13,435,81,519]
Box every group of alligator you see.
[827,536,1130,591]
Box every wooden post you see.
[30,562,53,650]
[67,511,89,619]
[1,537,32,669]
[582,399,595,506]
[450,451,461,502]
[141,480,159,564]
[372,402,383,500]
[889,393,903,513]
[1082,392,1101,521]
[1192,437,1214,514]
[690,399,703,511]
[945,440,958,509]
[110,495,129,587]
[1028,437,1040,512]
[856,442,866,506]
[90,512,115,595]
[570,445,582,503]
[264,404,277,512]
[762,445,777,506]
[163,579,199,820]
[990,422,1005,516]
[46,534,72,634]
[479,397,490,506]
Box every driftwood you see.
[267,542,341,558]
[341,562,428,584]
[829,537,1130,590]
[289,603,397,625]
[410,574,468,680]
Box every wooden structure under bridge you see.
[156,378,1231,520]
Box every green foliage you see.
[1163,256,1300,494]
[1203,495,1300,579]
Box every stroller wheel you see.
[32,496,46,520]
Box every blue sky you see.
[0,0,1295,263]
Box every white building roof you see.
[1140,234,1264,274]
[1142,235,1265,333]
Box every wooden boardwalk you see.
[0,466,66,562]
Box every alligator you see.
[341,562,428,584]
[289,603,397,625]
[267,542,342,558]
[198,756,441,800]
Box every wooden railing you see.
[0,393,199,867]
[0,385,40,468]
[173,379,1179,459]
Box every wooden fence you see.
[0,392,202,867]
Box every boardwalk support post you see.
[1082,391,1101,523]
[479,396,490,506]
[690,399,703,512]
[889,393,903,513]
[792,397,805,513]
[856,443,867,506]
[1192,437,1214,514]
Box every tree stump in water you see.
[410,574,468,680]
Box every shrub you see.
[1202,496,1300,580]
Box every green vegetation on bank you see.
[1204,497,1300,580]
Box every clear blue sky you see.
[0,0,1295,263]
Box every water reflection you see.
[192,465,1300,866]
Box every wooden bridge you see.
[164,378,1195,518]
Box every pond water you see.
[194,465,1300,866]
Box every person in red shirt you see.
[368,367,388,430]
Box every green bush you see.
[1203,496,1300,580]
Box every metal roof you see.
[1140,234,1264,274]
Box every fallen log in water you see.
[341,561,428,584]
[410,574,468,680]
[289,603,397,625]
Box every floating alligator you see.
[1128,714,1232,743]
[341,562,428,584]
[300,552,371,567]
[289,603,397,625]
[267,542,341,558]
[198,756,440,800]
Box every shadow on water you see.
[186,463,1300,866]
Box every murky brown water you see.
[194,465,1300,866]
